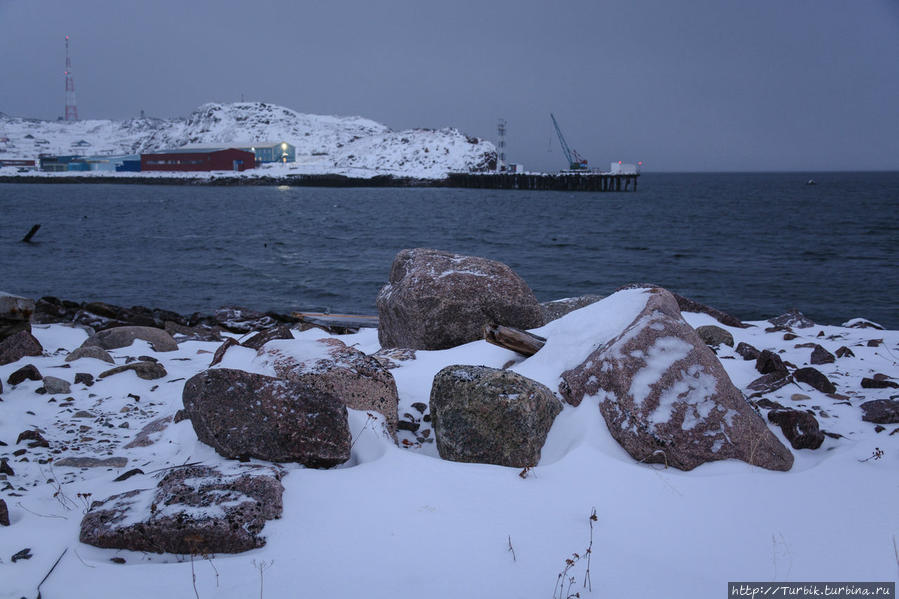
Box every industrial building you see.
[140,148,256,172]
[179,141,296,164]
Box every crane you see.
[550,113,588,171]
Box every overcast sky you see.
[1,0,897,172]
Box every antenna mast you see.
[496,118,506,172]
[64,36,78,121]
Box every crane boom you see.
[550,113,588,170]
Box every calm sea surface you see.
[1,172,897,328]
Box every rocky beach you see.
[1,249,897,598]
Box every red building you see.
[140,148,255,172]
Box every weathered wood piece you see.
[484,323,546,357]
[21,224,40,243]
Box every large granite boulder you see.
[559,287,793,472]
[182,368,351,467]
[79,465,283,554]
[0,330,43,366]
[81,326,178,353]
[0,293,34,341]
[429,365,562,467]
[376,248,544,350]
[259,337,400,436]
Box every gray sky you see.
[1,0,897,172]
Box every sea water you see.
[1,172,896,328]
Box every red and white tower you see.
[64,35,78,121]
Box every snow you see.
[0,102,495,180]
[1,293,897,598]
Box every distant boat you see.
[806,179,816,185]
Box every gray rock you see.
[860,400,899,424]
[769,309,815,329]
[835,346,855,359]
[261,337,400,436]
[793,367,836,394]
[756,350,788,377]
[695,325,734,348]
[746,372,791,398]
[540,295,604,323]
[0,293,34,341]
[42,375,71,395]
[212,306,278,333]
[767,409,825,450]
[182,368,351,467]
[7,364,42,386]
[65,346,115,364]
[0,330,43,366]
[376,248,544,350]
[99,361,167,381]
[0,497,8,526]
[54,457,128,468]
[74,372,94,387]
[241,325,294,350]
[124,415,174,449]
[430,365,562,468]
[164,321,223,342]
[860,377,898,389]
[735,342,760,361]
[810,345,835,365]
[79,465,283,554]
[559,287,793,472]
[81,326,178,353]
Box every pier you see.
[446,172,638,192]
[0,171,639,191]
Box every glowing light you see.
[618,160,622,164]
[281,142,287,150]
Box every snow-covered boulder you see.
[79,465,283,554]
[182,368,351,467]
[376,248,544,350]
[258,337,400,437]
[559,287,794,472]
[430,365,562,468]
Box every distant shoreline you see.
[0,173,440,187]
[0,171,641,192]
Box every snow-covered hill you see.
[0,103,496,179]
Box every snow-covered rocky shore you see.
[0,102,496,180]
[1,255,897,598]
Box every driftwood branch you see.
[22,224,41,243]
[484,323,546,357]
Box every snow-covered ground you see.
[1,296,896,598]
[0,102,496,179]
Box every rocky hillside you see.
[0,102,496,178]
